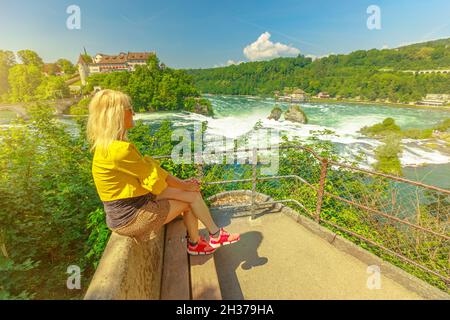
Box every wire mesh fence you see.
[322,160,449,290]
[154,144,449,291]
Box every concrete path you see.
[208,207,425,300]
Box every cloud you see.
[243,32,300,61]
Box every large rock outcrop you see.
[267,107,282,120]
[284,105,308,124]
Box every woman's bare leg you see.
[182,209,199,243]
[163,199,190,225]
[161,199,200,244]
[156,187,219,234]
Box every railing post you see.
[315,158,328,223]
[196,163,203,184]
[251,147,257,220]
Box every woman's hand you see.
[166,174,201,192]
[182,178,201,192]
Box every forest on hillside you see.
[187,38,450,103]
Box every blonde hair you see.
[87,89,133,153]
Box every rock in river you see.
[267,107,282,120]
[284,105,308,124]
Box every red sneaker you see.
[209,228,240,248]
[187,237,216,255]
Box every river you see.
[1,95,449,188]
[134,95,450,188]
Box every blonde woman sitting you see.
[87,89,240,255]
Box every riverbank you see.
[307,97,450,112]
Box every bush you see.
[373,135,403,175]
[69,97,91,115]
[360,117,401,137]
[433,118,450,132]
[0,106,101,299]
[402,128,433,139]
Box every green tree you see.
[69,97,91,115]
[17,50,44,67]
[8,64,43,102]
[56,59,76,75]
[373,135,403,176]
[0,50,16,98]
[0,106,101,299]
[152,73,179,110]
[36,76,70,100]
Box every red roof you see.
[96,52,128,65]
[127,52,153,61]
[94,52,153,65]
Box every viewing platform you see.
[84,191,449,300]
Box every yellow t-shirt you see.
[92,140,169,201]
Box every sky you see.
[1,0,450,69]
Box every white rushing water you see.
[133,95,450,169]
[2,95,449,171]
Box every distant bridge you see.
[402,69,450,75]
[0,97,82,120]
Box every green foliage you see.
[432,118,450,132]
[0,107,101,299]
[0,257,38,299]
[85,208,110,269]
[128,120,176,156]
[17,50,44,67]
[361,117,450,140]
[56,59,77,75]
[358,116,450,175]
[1,50,74,103]
[187,38,450,102]
[7,64,44,102]
[373,135,403,176]
[0,107,208,299]
[36,76,70,100]
[272,106,282,112]
[402,128,433,139]
[0,50,16,97]
[70,97,91,115]
[253,120,263,130]
[360,117,401,137]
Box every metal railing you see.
[154,145,450,289]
